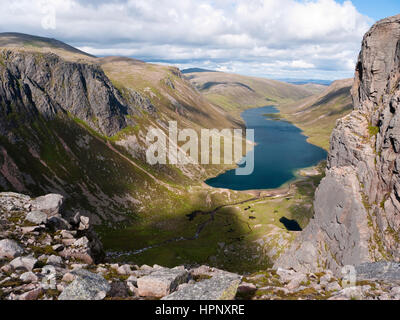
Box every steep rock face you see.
[275,15,400,275]
[0,49,165,223]
[0,49,138,136]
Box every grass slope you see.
[278,79,353,150]
[100,57,241,130]
[0,32,94,62]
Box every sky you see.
[0,0,399,80]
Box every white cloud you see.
[0,0,373,79]
[290,60,315,69]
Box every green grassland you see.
[99,163,326,274]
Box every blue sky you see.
[339,0,400,21]
[0,0,399,80]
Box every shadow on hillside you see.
[279,217,302,231]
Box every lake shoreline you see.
[205,105,327,191]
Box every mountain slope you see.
[0,32,94,61]
[0,36,248,226]
[278,79,353,150]
[100,57,241,131]
[275,14,400,275]
[0,33,339,271]
[184,71,317,115]
[0,49,199,225]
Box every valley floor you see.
[99,161,326,274]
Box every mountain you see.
[0,32,94,61]
[275,14,400,275]
[0,34,249,227]
[1,32,349,273]
[99,57,240,131]
[184,70,318,115]
[185,69,349,151]
[278,79,353,150]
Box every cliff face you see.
[275,15,400,274]
[0,49,137,137]
[0,49,165,223]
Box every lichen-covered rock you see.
[25,211,47,225]
[162,274,241,300]
[47,255,63,266]
[0,239,23,259]
[20,272,38,283]
[356,262,400,281]
[137,267,189,298]
[58,269,111,300]
[31,194,64,217]
[10,256,37,271]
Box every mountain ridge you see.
[184,70,319,115]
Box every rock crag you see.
[275,15,400,275]
[1,191,400,300]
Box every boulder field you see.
[1,191,400,300]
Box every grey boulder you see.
[26,211,48,224]
[31,194,64,216]
[47,255,63,266]
[10,256,37,271]
[137,267,189,298]
[0,239,24,259]
[162,273,241,300]
[58,269,111,300]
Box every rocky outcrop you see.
[356,262,400,282]
[0,191,246,300]
[0,50,135,136]
[58,269,111,300]
[275,15,400,275]
[1,191,400,300]
[162,273,241,300]
[137,267,189,298]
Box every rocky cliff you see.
[0,48,169,223]
[0,49,139,137]
[275,15,400,275]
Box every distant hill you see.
[181,68,216,74]
[279,79,333,86]
[278,79,353,150]
[0,32,94,61]
[184,71,319,116]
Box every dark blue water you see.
[205,106,327,190]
